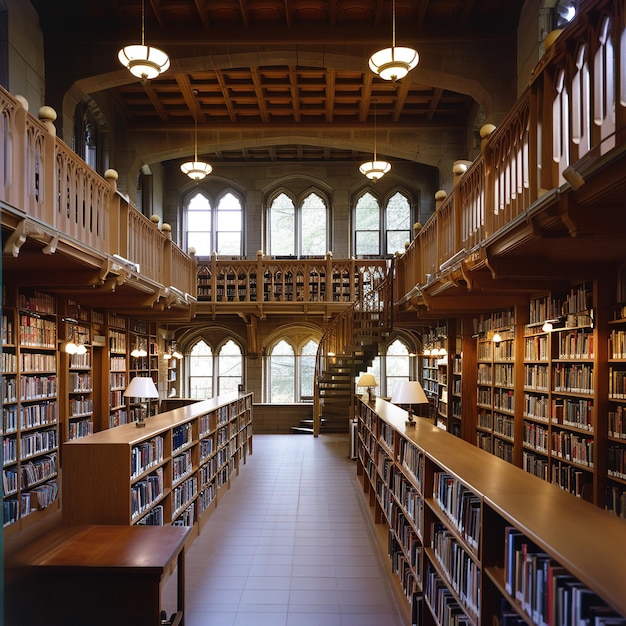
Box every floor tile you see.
[162,434,407,625]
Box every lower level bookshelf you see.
[62,392,253,538]
[355,396,626,626]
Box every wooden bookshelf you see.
[62,392,253,533]
[356,396,626,626]
[605,310,626,518]
[3,289,60,532]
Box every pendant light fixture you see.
[118,0,170,85]
[369,0,419,82]
[180,115,212,181]
[359,100,391,181]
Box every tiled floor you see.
[162,433,407,626]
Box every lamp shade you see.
[357,373,378,388]
[118,44,170,81]
[359,159,391,181]
[124,376,159,399]
[180,160,212,180]
[391,380,428,405]
[368,47,419,81]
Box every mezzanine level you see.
[1,0,625,322]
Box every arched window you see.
[385,192,412,254]
[385,339,411,398]
[354,192,380,256]
[300,339,317,400]
[187,338,243,398]
[186,190,243,257]
[269,191,328,257]
[189,340,212,398]
[266,338,319,402]
[355,338,413,399]
[218,340,243,395]
[216,193,243,255]
[269,340,295,402]
[354,191,412,257]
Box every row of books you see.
[19,453,57,488]
[19,352,56,371]
[19,400,57,429]
[424,562,471,626]
[131,467,163,518]
[551,431,594,467]
[558,330,594,360]
[608,405,626,438]
[504,527,624,626]
[67,418,93,440]
[525,364,550,389]
[69,397,93,417]
[524,422,549,452]
[525,335,549,360]
[433,472,481,551]
[19,427,58,460]
[553,363,594,394]
[172,475,198,514]
[131,436,164,478]
[609,329,626,359]
[18,291,56,314]
[608,369,626,399]
[18,374,57,400]
[607,444,626,479]
[525,394,550,421]
[18,316,56,348]
[172,422,192,452]
[172,449,193,482]
[522,450,549,480]
[494,414,515,439]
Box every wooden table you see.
[5,524,190,626]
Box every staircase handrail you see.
[313,260,394,436]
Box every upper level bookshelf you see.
[62,392,253,532]
[355,396,626,626]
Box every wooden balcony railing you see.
[395,0,626,301]
[195,252,388,309]
[0,90,196,306]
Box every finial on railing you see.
[15,95,29,112]
[480,124,496,152]
[188,247,196,256]
[435,189,447,211]
[104,169,119,192]
[150,214,160,227]
[453,160,471,185]
[161,223,172,239]
[413,222,422,237]
[39,105,57,136]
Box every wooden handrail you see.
[395,0,625,298]
[313,260,392,435]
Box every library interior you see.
[2,0,626,624]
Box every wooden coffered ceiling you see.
[31,0,524,167]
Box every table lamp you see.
[391,380,428,426]
[357,373,378,403]
[124,376,159,428]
